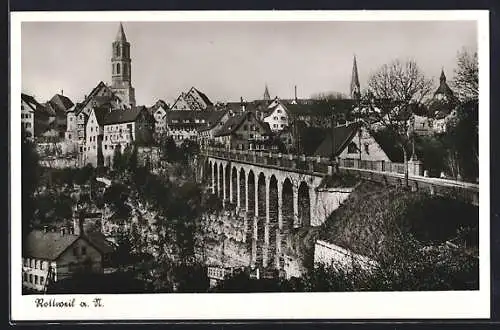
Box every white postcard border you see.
[10,10,490,321]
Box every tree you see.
[112,145,123,171]
[442,100,479,181]
[452,48,478,102]
[160,136,178,162]
[22,128,40,240]
[364,59,434,185]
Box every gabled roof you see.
[24,230,80,260]
[75,81,114,115]
[85,231,115,255]
[92,106,112,126]
[314,121,363,158]
[214,112,251,137]
[21,93,44,112]
[103,106,147,125]
[189,87,213,106]
[149,99,169,115]
[49,94,74,112]
[214,111,271,137]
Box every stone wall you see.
[314,239,377,272]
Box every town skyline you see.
[22,20,477,106]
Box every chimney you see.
[294,85,298,102]
[61,89,64,96]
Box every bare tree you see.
[364,59,434,185]
[452,48,478,102]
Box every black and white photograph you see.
[10,10,489,320]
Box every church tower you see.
[111,22,136,107]
[350,55,361,101]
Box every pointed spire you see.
[116,22,127,42]
[263,84,271,101]
[440,68,446,83]
[350,55,360,100]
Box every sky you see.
[21,20,477,106]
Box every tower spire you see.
[350,55,361,100]
[440,68,446,83]
[116,22,127,42]
[263,84,271,101]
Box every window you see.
[364,143,370,155]
[34,260,38,269]
[21,105,25,110]
[105,145,108,150]
[40,261,44,270]
[40,276,44,285]
[347,142,357,154]
[274,116,278,120]
[35,275,39,285]
[281,116,286,120]
[73,247,78,256]
[277,109,281,113]
[29,274,33,283]
[81,246,87,255]
[24,258,28,267]
[117,63,121,74]
[30,259,34,268]
[68,134,72,139]
[23,272,27,282]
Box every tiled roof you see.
[49,94,74,112]
[103,106,147,125]
[314,121,363,158]
[190,87,213,106]
[85,232,115,255]
[214,112,250,137]
[24,230,80,260]
[287,100,357,117]
[93,106,112,126]
[21,93,43,112]
[74,81,111,115]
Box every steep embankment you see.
[289,180,479,268]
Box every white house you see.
[262,100,289,132]
[22,229,105,292]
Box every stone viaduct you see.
[199,147,480,270]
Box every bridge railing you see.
[202,147,479,205]
[203,147,413,176]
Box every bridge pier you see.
[276,183,283,269]
[263,178,270,267]
[293,185,299,227]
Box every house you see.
[21,93,55,138]
[197,110,232,147]
[170,87,213,111]
[102,106,155,167]
[45,92,74,137]
[148,99,169,136]
[165,110,227,145]
[261,98,290,132]
[314,121,391,162]
[213,111,272,150]
[67,81,127,159]
[22,229,106,292]
[21,93,41,138]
